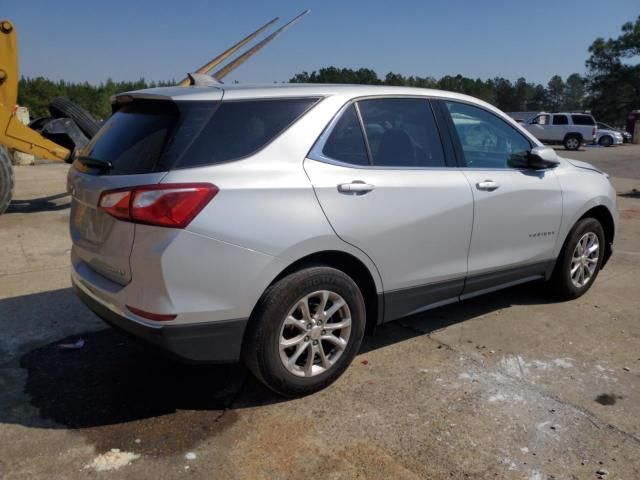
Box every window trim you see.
[308,95,454,170]
[436,99,534,170]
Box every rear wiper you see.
[77,155,113,170]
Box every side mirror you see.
[528,146,560,169]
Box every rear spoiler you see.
[178,10,310,86]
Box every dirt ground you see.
[0,144,639,479]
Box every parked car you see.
[69,85,617,396]
[521,112,597,150]
[596,122,628,145]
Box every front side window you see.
[357,98,446,167]
[531,114,550,125]
[445,101,531,169]
[321,104,369,165]
[552,115,569,125]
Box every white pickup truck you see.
[520,112,597,151]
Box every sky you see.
[5,0,639,86]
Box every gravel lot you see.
[0,145,639,479]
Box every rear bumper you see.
[73,280,248,363]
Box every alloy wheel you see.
[279,290,352,377]
[566,138,580,150]
[570,232,599,288]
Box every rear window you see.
[572,114,595,126]
[81,101,179,175]
[79,97,319,174]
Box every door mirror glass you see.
[527,146,560,169]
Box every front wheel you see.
[550,218,605,299]
[243,266,366,397]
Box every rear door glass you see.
[552,115,568,125]
[321,104,369,165]
[357,98,446,167]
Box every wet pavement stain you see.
[595,393,624,406]
[14,329,282,456]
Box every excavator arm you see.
[0,20,69,162]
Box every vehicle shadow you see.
[7,192,70,213]
[1,281,559,454]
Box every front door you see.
[440,100,563,296]
[304,98,474,320]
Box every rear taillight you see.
[99,183,218,228]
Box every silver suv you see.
[69,85,617,396]
[522,112,597,150]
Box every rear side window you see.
[357,98,446,167]
[552,115,568,125]
[176,98,319,168]
[81,101,178,175]
[572,114,595,126]
[322,104,369,166]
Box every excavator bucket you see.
[0,20,69,161]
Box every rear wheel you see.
[243,266,366,397]
[0,146,14,214]
[598,135,613,147]
[563,134,581,151]
[550,218,605,299]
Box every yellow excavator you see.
[0,11,309,214]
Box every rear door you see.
[439,100,562,296]
[304,97,474,320]
[548,114,569,141]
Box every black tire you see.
[598,135,613,147]
[243,266,366,397]
[0,146,14,215]
[563,134,582,151]
[550,218,605,300]
[48,97,101,139]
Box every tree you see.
[546,75,565,112]
[564,73,586,111]
[586,16,640,124]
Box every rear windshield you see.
[81,101,179,175]
[79,97,319,175]
[571,114,595,126]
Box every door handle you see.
[337,181,375,194]
[476,180,500,191]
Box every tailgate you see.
[68,170,167,285]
